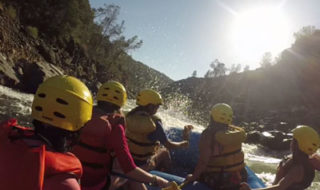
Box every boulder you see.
[259,130,291,150]
[17,59,64,93]
[0,53,20,88]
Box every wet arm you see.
[43,174,80,190]
[109,124,137,173]
[110,124,169,187]
[149,120,188,150]
[252,165,302,190]
[273,160,286,185]
[310,153,320,171]
[164,139,189,149]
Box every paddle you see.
[162,181,187,190]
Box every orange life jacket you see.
[0,119,82,190]
[72,111,125,186]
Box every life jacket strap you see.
[131,152,154,158]
[78,140,107,153]
[126,136,157,147]
[82,161,105,169]
[212,148,242,158]
[208,160,244,171]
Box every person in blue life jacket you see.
[125,89,193,172]
[240,125,320,190]
[185,103,247,190]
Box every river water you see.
[0,85,319,189]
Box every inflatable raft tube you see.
[147,166,266,190]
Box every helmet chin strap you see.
[36,133,54,148]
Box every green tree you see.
[229,64,242,74]
[243,65,250,72]
[191,70,197,77]
[91,4,142,59]
[294,26,316,41]
[260,52,273,68]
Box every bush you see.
[7,5,16,19]
[0,2,4,11]
[26,26,38,39]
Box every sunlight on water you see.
[0,85,319,189]
[124,99,204,133]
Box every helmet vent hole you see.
[54,112,66,118]
[115,90,120,94]
[102,93,108,97]
[104,87,110,90]
[113,96,119,100]
[38,93,46,98]
[312,143,317,147]
[35,106,43,111]
[56,98,68,105]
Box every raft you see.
[147,127,266,189]
[148,166,266,189]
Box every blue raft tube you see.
[147,127,266,189]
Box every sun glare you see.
[231,6,292,68]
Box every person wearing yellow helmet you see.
[0,75,93,190]
[126,89,193,172]
[240,125,320,190]
[72,83,170,190]
[185,103,247,190]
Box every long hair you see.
[33,120,81,153]
[126,105,149,117]
[207,117,229,132]
[282,139,310,172]
[97,101,121,114]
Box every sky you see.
[89,0,320,80]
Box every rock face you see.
[247,130,291,151]
[0,12,64,93]
[0,54,64,93]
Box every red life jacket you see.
[0,119,82,190]
[72,111,125,187]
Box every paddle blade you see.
[162,181,181,190]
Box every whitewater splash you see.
[0,85,319,189]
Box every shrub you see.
[0,2,4,11]
[26,26,38,39]
[7,5,16,19]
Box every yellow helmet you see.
[293,125,320,155]
[136,89,163,106]
[31,75,93,132]
[211,103,233,125]
[97,81,127,107]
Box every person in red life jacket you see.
[184,103,247,190]
[125,89,193,172]
[0,75,94,190]
[72,81,170,190]
[240,125,320,190]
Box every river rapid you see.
[0,85,319,189]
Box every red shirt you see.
[72,108,136,187]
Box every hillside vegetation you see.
[0,0,172,96]
[164,28,320,130]
[1,1,319,133]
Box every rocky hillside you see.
[0,3,172,97]
[163,30,320,131]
